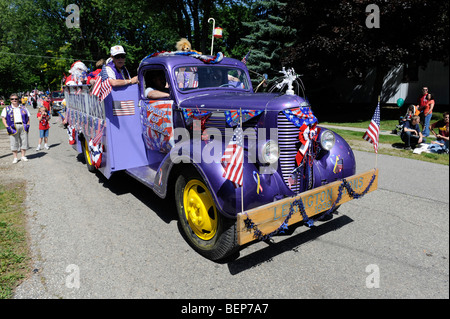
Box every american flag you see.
[221,127,244,187]
[91,66,112,102]
[113,100,135,116]
[241,50,251,65]
[362,100,381,153]
[92,120,105,145]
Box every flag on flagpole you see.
[241,50,251,64]
[363,98,381,153]
[92,66,112,102]
[221,126,244,187]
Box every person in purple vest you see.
[105,45,138,87]
[1,93,31,163]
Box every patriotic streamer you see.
[88,138,103,169]
[283,107,317,127]
[67,125,76,145]
[182,109,211,123]
[144,51,224,64]
[224,110,262,127]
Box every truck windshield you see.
[174,66,249,91]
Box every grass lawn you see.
[0,181,29,299]
[330,128,449,166]
[322,111,449,166]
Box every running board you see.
[125,166,157,189]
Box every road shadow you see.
[95,170,177,224]
[392,142,406,149]
[25,152,47,159]
[226,214,353,275]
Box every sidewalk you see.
[320,124,393,135]
[320,124,436,138]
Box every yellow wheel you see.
[82,138,96,172]
[175,168,238,261]
[183,179,218,241]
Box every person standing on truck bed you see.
[105,45,138,87]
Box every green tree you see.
[0,0,259,94]
[282,0,449,104]
[241,0,296,79]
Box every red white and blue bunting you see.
[282,107,317,127]
[181,108,263,128]
[224,110,262,127]
[144,51,224,64]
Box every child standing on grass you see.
[36,107,50,151]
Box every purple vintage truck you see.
[64,52,378,261]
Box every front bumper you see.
[237,168,378,245]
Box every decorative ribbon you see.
[333,155,343,174]
[253,171,263,194]
[296,122,319,166]
[243,171,377,241]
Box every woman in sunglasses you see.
[105,45,138,87]
[1,94,31,163]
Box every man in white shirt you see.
[1,94,31,163]
[105,45,138,87]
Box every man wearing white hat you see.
[105,45,138,87]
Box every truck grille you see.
[277,111,301,193]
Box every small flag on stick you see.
[221,126,244,187]
[362,97,381,153]
[241,50,251,65]
[92,66,112,102]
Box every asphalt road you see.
[6,106,448,299]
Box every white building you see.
[341,61,449,106]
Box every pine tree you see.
[241,0,296,80]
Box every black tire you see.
[175,168,238,261]
[81,138,96,172]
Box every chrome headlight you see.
[261,140,279,164]
[320,130,335,151]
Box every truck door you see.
[139,67,176,167]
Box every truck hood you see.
[178,92,308,112]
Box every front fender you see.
[313,128,356,187]
[157,139,288,219]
